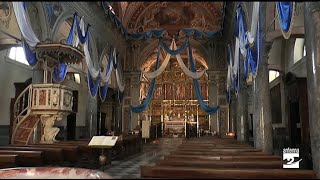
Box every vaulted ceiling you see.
[108,2,225,35]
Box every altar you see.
[163,113,187,137]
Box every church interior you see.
[0,1,320,179]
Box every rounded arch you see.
[51,11,74,41]
[26,2,50,41]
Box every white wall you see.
[0,49,33,125]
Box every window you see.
[269,70,280,83]
[74,73,81,84]
[8,47,30,65]
[293,38,305,64]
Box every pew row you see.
[140,166,316,179]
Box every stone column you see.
[130,72,141,131]
[252,42,273,153]
[304,2,320,178]
[230,93,237,133]
[207,71,218,133]
[236,59,249,142]
[86,95,97,138]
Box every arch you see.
[51,11,74,41]
[26,2,50,41]
[138,38,208,70]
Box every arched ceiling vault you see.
[110,2,225,36]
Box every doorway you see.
[67,113,76,140]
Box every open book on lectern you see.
[88,136,118,147]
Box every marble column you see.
[86,95,97,138]
[130,72,141,131]
[236,59,249,142]
[304,2,320,178]
[252,42,273,153]
[207,71,218,133]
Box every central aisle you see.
[103,138,184,179]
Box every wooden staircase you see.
[11,85,38,145]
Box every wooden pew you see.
[0,150,43,166]
[12,144,79,162]
[0,146,63,164]
[0,155,17,168]
[156,159,283,169]
[176,148,262,152]
[140,166,316,179]
[171,151,272,156]
[164,154,282,161]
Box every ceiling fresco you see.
[108,2,225,35]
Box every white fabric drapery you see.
[143,39,206,79]
[176,41,206,79]
[84,41,100,79]
[227,44,233,91]
[142,41,173,79]
[100,55,113,85]
[233,37,240,76]
[12,2,40,47]
[113,48,125,92]
[246,2,260,45]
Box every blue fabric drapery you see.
[99,84,109,102]
[249,2,262,76]
[99,49,113,101]
[130,42,161,113]
[127,29,166,39]
[188,40,219,115]
[66,13,77,45]
[22,40,38,66]
[75,16,91,44]
[161,38,188,55]
[88,71,101,97]
[52,63,68,82]
[276,2,293,33]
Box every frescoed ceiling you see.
[107,2,225,35]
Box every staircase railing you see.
[13,84,33,129]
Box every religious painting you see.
[0,2,11,28]
[153,84,163,100]
[154,4,195,33]
[46,2,63,29]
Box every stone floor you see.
[103,138,184,179]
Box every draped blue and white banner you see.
[12,2,39,66]
[188,40,219,115]
[130,42,161,113]
[276,2,295,39]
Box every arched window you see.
[269,70,280,83]
[8,47,29,66]
[294,38,305,64]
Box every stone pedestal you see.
[252,42,273,153]
[304,2,320,178]
[236,61,249,142]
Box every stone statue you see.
[190,114,195,122]
[164,114,169,122]
[178,113,181,119]
[40,115,62,143]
